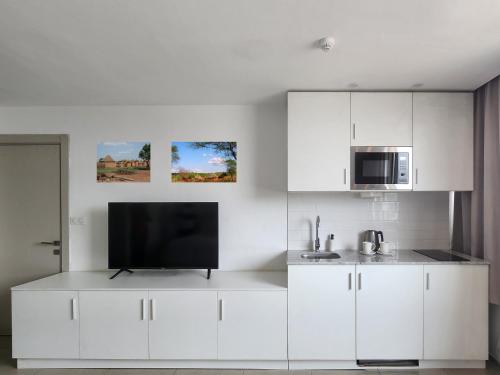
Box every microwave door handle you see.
[392,154,398,183]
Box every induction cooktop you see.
[413,249,470,262]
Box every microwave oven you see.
[351,146,412,190]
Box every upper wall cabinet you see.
[288,92,351,191]
[351,92,413,146]
[413,93,473,191]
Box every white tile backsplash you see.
[288,192,450,251]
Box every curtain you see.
[453,76,500,304]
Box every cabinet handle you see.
[343,168,347,185]
[219,299,224,321]
[141,299,147,320]
[150,299,156,321]
[348,273,352,290]
[71,298,78,320]
[358,273,362,290]
[353,123,356,140]
[415,168,419,184]
[426,273,430,290]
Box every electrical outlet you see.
[70,217,86,225]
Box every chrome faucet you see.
[314,216,320,252]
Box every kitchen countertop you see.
[287,249,489,265]
[11,270,287,291]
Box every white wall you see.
[0,105,287,271]
[288,192,450,251]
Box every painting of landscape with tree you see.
[97,141,151,182]
[171,141,237,183]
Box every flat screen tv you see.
[108,202,218,279]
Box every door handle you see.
[348,273,352,290]
[353,123,356,140]
[343,168,347,185]
[40,240,61,246]
[219,299,224,321]
[426,273,430,290]
[358,273,362,290]
[415,168,419,184]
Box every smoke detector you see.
[318,37,335,52]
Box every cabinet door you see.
[423,265,488,360]
[218,291,287,360]
[12,291,79,359]
[288,265,355,360]
[356,265,423,359]
[351,92,413,146]
[413,93,473,191]
[149,291,217,359]
[79,291,149,359]
[288,92,351,191]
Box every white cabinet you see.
[288,92,351,191]
[356,265,423,359]
[218,291,287,360]
[413,93,473,191]
[12,291,79,359]
[79,291,149,359]
[288,265,355,360]
[351,92,413,146]
[149,291,218,359]
[423,265,488,360]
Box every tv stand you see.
[109,269,134,279]
[207,269,211,280]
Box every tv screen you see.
[108,202,218,270]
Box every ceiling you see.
[1,0,500,105]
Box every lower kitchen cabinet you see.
[356,265,423,359]
[79,290,149,359]
[149,290,218,359]
[12,291,79,359]
[288,265,356,360]
[423,265,488,360]
[218,291,287,360]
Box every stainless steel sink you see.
[300,252,341,259]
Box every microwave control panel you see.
[398,153,410,184]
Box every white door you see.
[288,92,351,191]
[79,291,149,359]
[218,291,287,360]
[0,145,61,334]
[149,291,217,359]
[351,92,413,146]
[288,265,355,360]
[12,291,78,358]
[423,265,488,360]
[356,265,423,359]
[413,93,473,191]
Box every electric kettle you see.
[363,230,384,251]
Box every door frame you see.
[0,134,69,272]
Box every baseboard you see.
[289,360,486,370]
[289,360,357,370]
[17,359,289,369]
[419,360,486,369]
[18,358,486,370]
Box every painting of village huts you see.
[171,142,237,183]
[97,142,151,183]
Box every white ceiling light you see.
[318,37,335,52]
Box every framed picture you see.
[171,141,237,183]
[97,141,151,183]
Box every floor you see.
[1,336,499,375]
